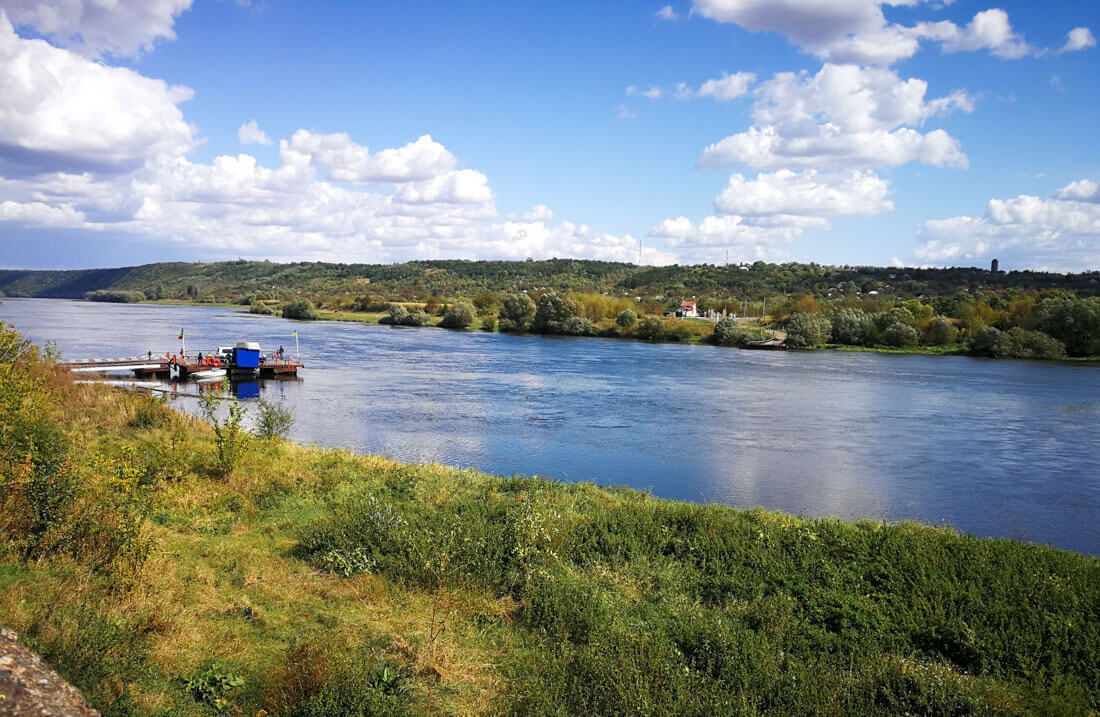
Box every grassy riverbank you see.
[1,327,1098,715]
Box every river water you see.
[2,298,1097,554]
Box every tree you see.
[1033,294,1100,357]
[532,293,578,334]
[380,303,409,325]
[712,317,744,347]
[784,312,831,348]
[881,321,919,347]
[498,293,536,333]
[922,316,958,346]
[830,309,875,346]
[616,309,637,331]
[282,299,318,320]
[634,317,665,342]
[440,300,476,329]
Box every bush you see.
[439,300,476,329]
[784,312,831,347]
[532,293,579,334]
[85,290,145,303]
[200,393,250,478]
[282,299,318,320]
[881,321,920,347]
[254,399,293,440]
[969,326,1066,359]
[249,302,275,315]
[634,317,665,342]
[499,293,536,333]
[1033,294,1100,357]
[712,317,744,347]
[615,310,637,331]
[351,294,390,312]
[379,304,429,327]
[480,314,496,332]
[561,316,597,336]
[180,662,245,712]
[830,309,875,346]
[922,316,958,346]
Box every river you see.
[2,297,1097,554]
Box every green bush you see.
[282,299,318,320]
[922,316,959,346]
[254,399,293,440]
[615,309,637,331]
[439,300,476,329]
[784,312,831,347]
[249,302,275,315]
[180,662,245,712]
[480,314,496,332]
[634,317,664,341]
[830,309,875,346]
[881,320,920,347]
[712,316,744,346]
[200,393,250,478]
[85,290,145,303]
[498,293,536,333]
[379,304,429,327]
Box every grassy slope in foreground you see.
[0,352,1097,714]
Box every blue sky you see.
[0,0,1097,271]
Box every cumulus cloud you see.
[698,63,971,170]
[1059,27,1096,54]
[690,71,757,101]
[0,0,192,58]
[914,180,1100,271]
[714,169,892,216]
[0,13,671,266]
[692,0,1048,64]
[0,12,196,174]
[237,120,272,146]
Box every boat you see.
[190,368,227,380]
[744,338,790,350]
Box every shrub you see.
[351,294,390,312]
[439,300,476,329]
[532,293,579,334]
[85,290,145,303]
[200,392,250,478]
[830,309,875,346]
[249,302,275,315]
[480,314,496,332]
[615,310,637,331]
[881,321,920,347]
[712,317,744,347]
[282,299,318,320]
[784,312,831,347]
[922,316,959,346]
[634,317,665,342]
[560,316,597,336]
[180,662,245,712]
[969,326,1066,359]
[499,293,537,333]
[254,399,293,439]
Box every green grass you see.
[1,358,1097,715]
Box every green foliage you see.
[634,317,664,342]
[297,478,1100,715]
[881,320,920,347]
[379,304,429,327]
[615,309,637,330]
[923,316,959,346]
[532,293,578,334]
[180,662,246,712]
[248,302,275,315]
[439,299,476,329]
[200,392,250,478]
[254,399,294,440]
[479,313,496,332]
[711,316,744,346]
[969,326,1067,359]
[498,292,536,333]
[1033,294,1100,357]
[85,289,145,303]
[784,312,832,347]
[274,643,412,717]
[830,308,876,346]
[282,299,318,320]
[23,597,149,715]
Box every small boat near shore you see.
[190,367,227,381]
[744,338,790,350]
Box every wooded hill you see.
[2,259,1098,304]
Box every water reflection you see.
[2,298,1098,554]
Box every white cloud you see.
[694,71,756,101]
[916,9,1031,59]
[1054,179,1100,203]
[649,214,807,263]
[237,119,272,146]
[616,104,638,119]
[914,180,1100,271]
[281,131,457,184]
[0,14,671,266]
[627,85,663,99]
[698,63,971,170]
[692,0,1045,64]
[656,5,679,21]
[0,0,192,58]
[0,12,196,174]
[714,169,892,216]
[1059,27,1096,54]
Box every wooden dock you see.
[59,352,303,380]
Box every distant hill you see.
[1,259,1097,302]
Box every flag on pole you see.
[178,329,184,340]
[291,330,297,337]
